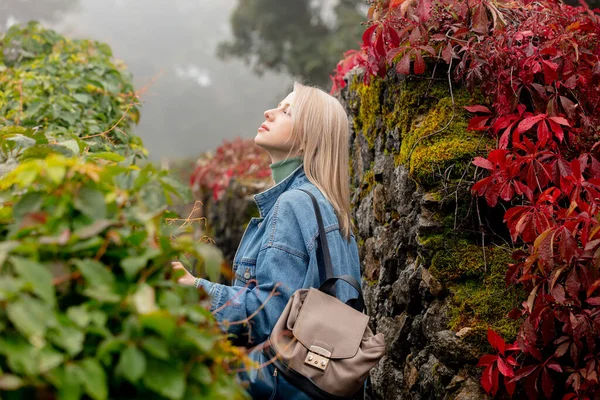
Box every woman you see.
[172,82,362,399]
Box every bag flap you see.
[292,288,369,359]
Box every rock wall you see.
[199,71,525,399]
[341,72,524,400]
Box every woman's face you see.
[255,91,297,163]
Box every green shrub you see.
[0,23,248,400]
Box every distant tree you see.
[217,0,366,88]
[0,0,79,25]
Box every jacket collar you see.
[254,164,308,218]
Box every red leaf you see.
[473,156,494,170]
[487,328,506,355]
[464,105,492,114]
[511,364,540,382]
[592,61,600,79]
[547,119,565,142]
[497,356,514,377]
[414,51,426,74]
[586,297,600,306]
[548,116,570,126]
[416,0,432,22]
[478,354,498,367]
[541,60,559,85]
[517,114,547,134]
[467,115,491,131]
[546,361,563,373]
[481,364,494,394]
[442,42,453,64]
[396,53,411,75]
[472,4,489,34]
[541,368,554,398]
[559,96,578,119]
[537,120,552,145]
[507,307,523,319]
[390,0,408,8]
[586,279,600,297]
[505,376,517,396]
[362,24,378,47]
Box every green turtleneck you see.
[270,156,303,184]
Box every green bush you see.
[0,23,248,400]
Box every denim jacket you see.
[196,166,362,399]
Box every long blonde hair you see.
[288,82,352,240]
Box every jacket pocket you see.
[234,260,256,285]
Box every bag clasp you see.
[305,345,331,371]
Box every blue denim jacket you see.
[196,166,362,399]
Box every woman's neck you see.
[270,156,303,184]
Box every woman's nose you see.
[264,109,274,121]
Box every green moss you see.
[352,77,492,188]
[426,237,525,352]
[395,82,491,187]
[359,169,375,200]
[350,77,383,149]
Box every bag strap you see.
[298,189,334,282]
[297,189,365,312]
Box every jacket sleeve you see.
[195,192,310,346]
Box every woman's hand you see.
[171,261,196,287]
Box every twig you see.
[80,97,140,140]
[475,197,488,273]
[52,271,81,286]
[15,80,23,126]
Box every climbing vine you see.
[332,0,600,397]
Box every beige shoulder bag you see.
[264,189,385,399]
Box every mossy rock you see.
[423,235,525,352]
[349,78,383,150]
[349,76,493,188]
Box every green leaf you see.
[160,175,192,203]
[189,363,212,386]
[73,258,114,287]
[79,358,108,400]
[59,364,83,400]
[143,358,186,400]
[58,139,82,155]
[132,284,158,314]
[12,192,43,219]
[141,337,170,360]
[96,337,126,362]
[74,186,107,219]
[38,345,65,373]
[0,241,19,269]
[0,374,24,390]
[181,324,216,353]
[140,311,176,338]
[121,248,161,279]
[116,345,146,383]
[87,152,125,162]
[0,335,38,375]
[67,305,91,329]
[73,93,91,104]
[7,296,50,343]
[10,256,56,306]
[195,243,224,282]
[48,317,84,356]
[73,219,114,240]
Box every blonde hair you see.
[288,82,353,240]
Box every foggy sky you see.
[1,0,294,161]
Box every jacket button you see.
[243,268,251,279]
